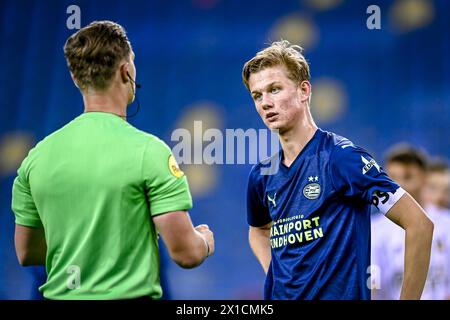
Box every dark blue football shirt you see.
[247,128,403,300]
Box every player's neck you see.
[82,85,128,119]
[279,122,318,167]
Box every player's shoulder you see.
[322,130,372,163]
[323,130,360,153]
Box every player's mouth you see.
[266,112,278,122]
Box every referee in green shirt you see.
[11,20,214,300]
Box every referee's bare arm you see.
[249,222,272,274]
[15,225,46,266]
[153,211,214,269]
[386,192,434,300]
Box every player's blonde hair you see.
[242,40,310,91]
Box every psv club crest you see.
[303,176,321,200]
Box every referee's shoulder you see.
[23,124,70,158]
[127,126,170,151]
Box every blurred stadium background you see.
[0,0,449,299]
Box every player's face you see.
[386,162,425,201]
[248,65,305,133]
[422,171,450,208]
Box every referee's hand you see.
[195,224,215,257]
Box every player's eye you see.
[253,94,262,101]
[271,87,280,94]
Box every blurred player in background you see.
[422,159,450,210]
[11,21,214,300]
[243,40,433,300]
[372,144,450,299]
[382,144,428,205]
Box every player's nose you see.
[261,93,274,110]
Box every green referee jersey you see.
[11,112,193,300]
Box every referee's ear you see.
[120,63,130,84]
[70,73,80,89]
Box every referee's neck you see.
[82,85,128,119]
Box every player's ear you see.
[299,80,312,103]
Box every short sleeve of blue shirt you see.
[247,165,272,227]
[330,144,400,204]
